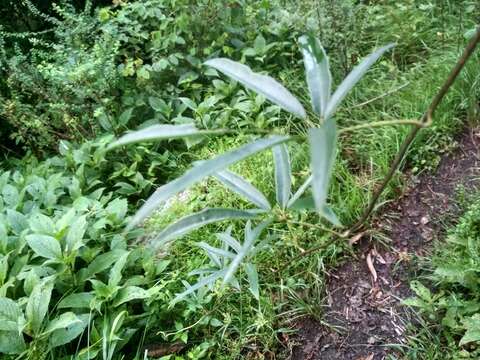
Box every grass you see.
[145,28,480,357]
[0,1,479,359]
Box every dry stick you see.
[350,26,480,233]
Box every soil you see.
[286,128,480,360]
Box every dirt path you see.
[287,128,480,360]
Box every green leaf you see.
[410,280,431,301]
[287,175,313,209]
[460,314,480,345]
[108,251,130,287]
[0,297,22,332]
[151,208,258,249]
[320,205,341,227]
[0,331,25,354]
[173,270,226,304]
[112,286,149,307]
[128,135,289,230]
[50,313,89,348]
[324,43,394,119]
[118,108,134,126]
[58,292,94,309]
[26,234,62,260]
[66,215,87,253]
[214,170,271,210]
[42,312,81,336]
[26,277,54,334]
[83,249,126,280]
[223,221,267,287]
[2,184,19,208]
[6,209,27,235]
[108,124,201,149]
[148,97,170,114]
[308,118,337,221]
[272,144,291,209]
[298,35,331,116]
[28,213,55,235]
[204,58,306,119]
[245,263,259,300]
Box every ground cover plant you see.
[0,0,479,359]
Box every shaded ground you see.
[287,128,480,360]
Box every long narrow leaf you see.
[308,118,337,219]
[223,220,269,286]
[151,208,258,249]
[245,263,260,300]
[127,135,289,229]
[273,144,291,209]
[197,242,236,259]
[287,175,313,209]
[214,170,271,210]
[108,124,200,149]
[299,35,331,116]
[205,58,306,119]
[172,269,227,304]
[324,44,394,120]
[216,232,241,253]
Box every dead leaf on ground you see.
[366,252,377,282]
[349,232,365,246]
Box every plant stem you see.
[350,26,480,233]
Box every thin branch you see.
[351,82,410,108]
[351,25,480,232]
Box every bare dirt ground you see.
[287,128,480,360]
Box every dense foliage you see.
[0,0,479,359]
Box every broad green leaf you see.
[108,124,201,149]
[118,108,133,126]
[151,208,258,249]
[204,58,306,119]
[460,314,480,345]
[245,263,259,300]
[58,292,94,309]
[0,254,8,286]
[2,184,19,208]
[299,35,331,116]
[0,331,25,354]
[6,209,27,235]
[108,251,130,287]
[308,118,337,221]
[82,249,127,280]
[28,213,55,235]
[0,297,22,332]
[324,44,394,120]
[26,277,54,334]
[410,280,432,301]
[287,175,313,209]
[128,135,289,230]
[112,286,149,307]
[50,313,89,348]
[66,215,87,253]
[42,312,81,335]
[214,170,271,210]
[272,144,291,208]
[26,234,62,260]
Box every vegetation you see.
[0,0,479,359]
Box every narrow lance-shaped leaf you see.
[287,175,313,209]
[205,58,306,119]
[108,124,201,149]
[223,220,269,286]
[214,170,271,210]
[308,118,337,221]
[172,269,227,304]
[127,135,289,230]
[151,208,259,250]
[299,35,331,116]
[273,144,291,209]
[245,263,260,300]
[324,43,395,120]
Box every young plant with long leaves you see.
[108,34,394,300]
